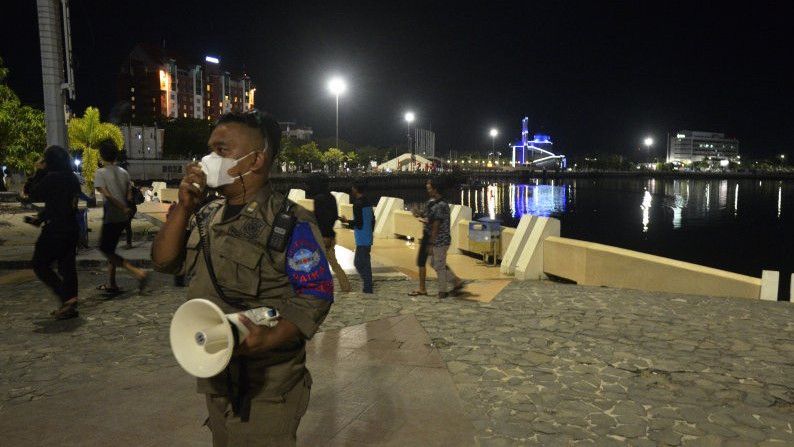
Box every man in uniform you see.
[152,110,333,446]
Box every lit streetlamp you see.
[405,111,416,170]
[327,76,347,150]
[489,128,498,157]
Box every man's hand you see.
[178,162,206,212]
[235,314,300,356]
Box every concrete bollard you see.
[514,217,561,281]
[373,197,404,238]
[287,189,306,202]
[449,205,472,254]
[331,191,350,229]
[760,270,779,301]
[500,214,538,275]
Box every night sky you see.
[3,1,793,158]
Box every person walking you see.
[152,110,333,445]
[408,196,439,297]
[25,146,82,319]
[341,180,375,293]
[425,178,466,298]
[309,175,351,292]
[93,140,148,293]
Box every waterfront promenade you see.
[1,265,793,445]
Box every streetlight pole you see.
[405,111,415,171]
[335,94,339,150]
[327,76,347,150]
[643,136,654,163]
[489,128,498,163]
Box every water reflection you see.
[641,189,652,232]
[460,182,567,221]
[454,178,786,232]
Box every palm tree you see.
[68,107,123,189]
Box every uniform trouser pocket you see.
[205,375,312,447]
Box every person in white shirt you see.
[94,140,148,293]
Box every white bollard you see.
[500,214,538,275]
[514,217,561,281]
[331,192,350,229]
[287,189,306,202]
[760,270,779,301]
[449,204,472,254]
[373,197,404,238]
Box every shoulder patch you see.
[285,222,334,302]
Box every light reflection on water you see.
[458,178,788,231]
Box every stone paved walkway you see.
[1,269,793,446]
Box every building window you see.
[183,113,187,118]
[131,105,135,110]
[218,102,222,107]
[207,85,211,92]
[130,87,135,93]
[152,98,156,103]
[131,96,135,101]
[206,100,211,107]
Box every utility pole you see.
[36,0,75,148]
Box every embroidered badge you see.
[288,248,321,272]
[285,222,334,301]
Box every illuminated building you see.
[666,131,739,163]
[510,117,565,168]
[118,44,256,123]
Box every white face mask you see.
[200,151,256,189]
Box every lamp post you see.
[405,111,415,171]
[327,77,347,150]
[643,137,654,163]
[489,128,498,162]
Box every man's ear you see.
[251,149,269,174]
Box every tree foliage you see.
[0,56,46,173]
[322,148,346,171]
[68,107,123,189]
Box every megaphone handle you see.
[226,314,250,344]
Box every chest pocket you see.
[215,237,263,297]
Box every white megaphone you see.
[169,299,279,378]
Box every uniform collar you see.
[239,182,274,219]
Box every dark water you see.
[370,177,793,299]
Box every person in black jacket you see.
[25,146,82,319]
[308,175,351,292]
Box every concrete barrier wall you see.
[514,217,561,280]
[160,188,179,203]
[392,210,424,240]
[543,236,762,299]
[500,215,538,275]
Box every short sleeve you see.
[93,170,106,189]
[278,221,333,339]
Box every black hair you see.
[216,109,281,161]
[43,145,73,172]
[351,179,367,193]
[98,139,119,162]
[426,177,446,192]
